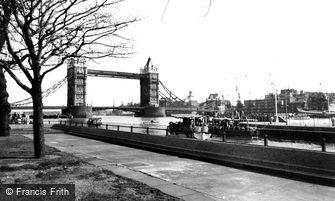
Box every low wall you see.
[52,124,335,186]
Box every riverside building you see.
[243,89,335,115]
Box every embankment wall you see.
[52,124,335,186]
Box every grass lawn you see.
[0,131,182,201]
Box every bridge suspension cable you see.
[159,80,185,103]
[10,75,69,106]
[158,91,171,102]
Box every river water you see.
[90,115,335,153]
[97,115,178,129]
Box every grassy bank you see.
[0,132,182,201]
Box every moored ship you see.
[167,114,211,140]
[209,117,259,138]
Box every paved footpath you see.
[24,133,335,201]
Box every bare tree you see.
[0,0,137,158]
[0,0,12,137]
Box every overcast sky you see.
[6,0,335,106]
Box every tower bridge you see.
[11,57,220,117]
[65,57,164,117]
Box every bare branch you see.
[0,61,31,93]
[203,0,212,17]
[1,19,34,83]
[161,0,170,22]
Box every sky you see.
[6,0,335,106]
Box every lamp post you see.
[325,93,331,126]
[326,93,330,113]
[285,89,288,125]
[274,92,278,123]
[271,83,279,123]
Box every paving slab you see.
[138,176,172,187]
[24,133,335,201]
[154,184,198,197]
[116,170,150,180]
[181,193,220,201]
[86,159,112,166]
[102,166,137,176]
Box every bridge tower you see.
[64,58,92,118]
[139,58,165,117]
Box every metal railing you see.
[59,120,169,136]
[57,119,333,153]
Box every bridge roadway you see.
[87,69,144,79]
[11,106,219,113]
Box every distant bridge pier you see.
[62,106,92,118]
[135,106,166,117]
[138,58,165,117]
[65,58,92,118]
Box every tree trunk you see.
[0,1,12,137]
[0,67,10,136]
[32,81,45,158]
